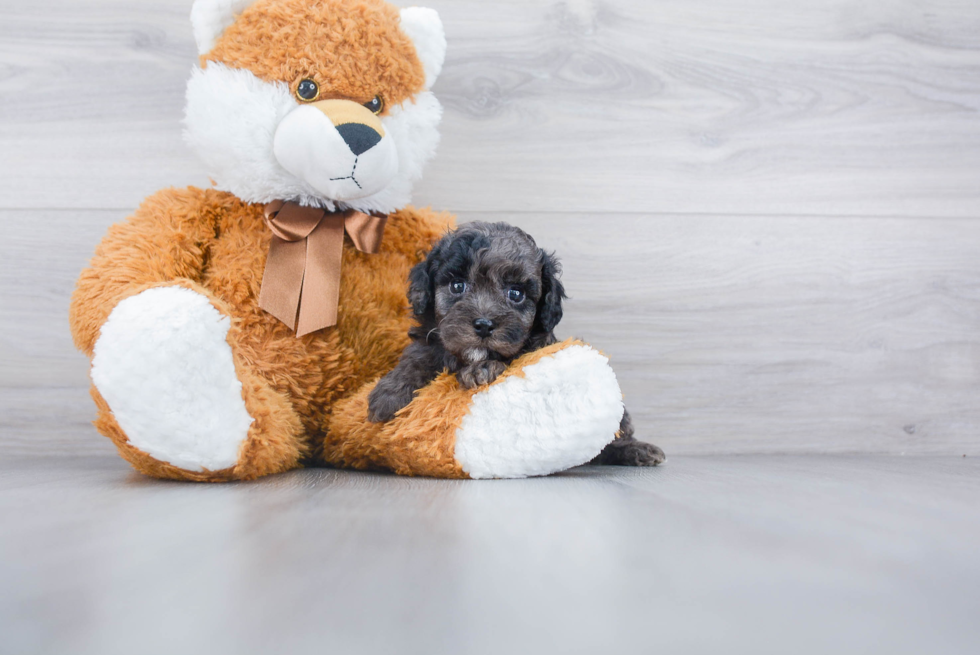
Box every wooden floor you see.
[2,455,979,654]
[2,0,980,652]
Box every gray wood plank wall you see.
[2,0,979,457]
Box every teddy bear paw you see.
[91,286,254,473]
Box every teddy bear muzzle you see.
[273,98,399,201]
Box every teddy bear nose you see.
[335,122,382,156]
[472,318,495,338]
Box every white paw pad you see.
[92,287,254,472]
[454,345,624,479]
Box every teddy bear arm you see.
[69,187,219,356]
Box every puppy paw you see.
[367,382,415,423]
[591,438,666,467]
[623,441,666,466]
[457,360,507,389]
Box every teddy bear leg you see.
[326,340,624,479]
[89,285,306,481]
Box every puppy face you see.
[184,0,446,214]
[409,223,566,362]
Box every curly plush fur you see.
[71,187,454,480]
[328,339,582,477]
[206,0,425,104]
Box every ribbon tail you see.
[295,214,346,337]
[259,236,306,331]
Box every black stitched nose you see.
[473,318,495,338]
[335,122,382,156]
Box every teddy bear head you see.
[185,0,447,214]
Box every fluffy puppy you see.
[367,221,664,466]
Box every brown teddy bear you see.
[69,0,627,481]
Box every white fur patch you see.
[183,62,442,214]
[354,90,442,214]
[399,7,447,89]
[91,287,254,473]
[454,345,624,479]
[190,0,256,55]
[463,348,489,364]
[273,105,399,201]
[183,63,318,206]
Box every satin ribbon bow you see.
[258,200,388,337]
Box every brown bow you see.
[258,200,388,337]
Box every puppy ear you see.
[408,260,433,316]
[410,234,452,316]
[534,250,566,336]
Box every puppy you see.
[367,221,664,466]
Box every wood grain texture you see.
[528,212,980,455]
[0,0,978,215]
[3,209,979,456]
[0,209,125,458]
[2,455,979,654]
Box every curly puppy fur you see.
[367,221,664,466]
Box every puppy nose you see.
[472,318,495,338]
[335,122,382,156]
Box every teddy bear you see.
[68,0,627,481]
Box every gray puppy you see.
[367,221,664,467]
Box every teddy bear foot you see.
[326,340,624,479]
[90,286,305,480]
[452,343,624,478]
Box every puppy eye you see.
[507,287,525,303]
[296,79,320,102]
[450,280,466,295]
[364,95,384,114]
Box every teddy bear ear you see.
[190,0,257,56]
[399,7,447,90]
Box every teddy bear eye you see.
[363,95,384,114]
[450,280,466,295]
[507,287,525,303]
[296,79,319,102]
